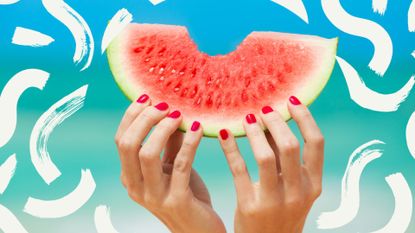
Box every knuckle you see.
[280,138,300,155]
[181,139,196,153]
[118,137,134,153]
[144,193,160,207]
[230,159,248,176]
[173,157,191,173]
[309,134,325,149]
[257,151,276,167]
[139,148,157,164]
[239,205,259,217]
[285,196,303,208]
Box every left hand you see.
[115,96,226,233]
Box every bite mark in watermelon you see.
[107,23,338,137]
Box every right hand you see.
[218,96,324,233]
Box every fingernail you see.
[289,96,301,105]
[168,110,181,119]
[262,106,273,114]
[155,102,169,111]
[136,94,149,103]
[219,129,229,140]
[191,121,200,131]
[246,114,257,124]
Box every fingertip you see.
[219,129,229,141]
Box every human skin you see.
[115,94,323,233]
[218,96,324,233]
[114,94,226,233]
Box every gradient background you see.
[0,0,414,232]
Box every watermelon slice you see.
[107,23,337,137]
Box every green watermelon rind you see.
[107,26,338,138]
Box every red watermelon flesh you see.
[107,23,337,137]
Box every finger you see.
[260,105,301,196]
[243,114,278,191]
[119,102,170,186]
[265,132,281,173]
[162,130,184,165]
[287,96,324,183]
[140,110,182,194]
[218,129,253,202]
[116,94,150,191]
[170,121,203,195]
[115,94,150,144]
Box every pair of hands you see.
[115,94,324,233]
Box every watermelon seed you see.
[144,57,150,62]
[174,83,181,92]
[134,46,145,53]
[159,67,165,74]
[171,69,177,74]
[149,67,155,73]
[180,88,188,97]
[189,86,198,98]
[146,46,154,54]
[206,95,213,107]
[159,76,165,81]
[195,96,202,105]
[158,47,167,55]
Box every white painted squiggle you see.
[30,85,88,185]
[95,205,119,233]
[370,173,412,233]
[0,0,19,4]
[336,56,415,112]
[372,0,388,15]
[317,140,385,229]
[321,0,393,76]
[149,0,165,6]
[0,69,49,148]
[24,169,96,218]
[406,112,415,159]
[409,0,415,32]
[101,9,133,54]
[12,27,55,47]
[0,204,28,233]
[270,0,309,23]
[42,0,94,71]
[0,154,17,194]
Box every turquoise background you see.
[0,0,414,232]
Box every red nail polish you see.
[136,94,149,103]
[289,96,301,105]
[168,110,181,119]
[246,114,257,124]
[155,102,169,111]
[262,106,273,114]
[220,129,229,140]
[191,121,200,131]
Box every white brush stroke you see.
[317,140,385,229]
[42,0,94,71]
[0,154,17,194]
[270,0,309,23]
[370,173,412,233]
[95,205,119,233]
[30,85,88,185]
[0,69,49,148]
[149,0,165,5]
[406,112,415,159]
[412,51,415,58]
[12,27,54,47]
[0,204,28,233]
[372,0,388,15]
[410,1,415,32]
[101,9,133,54]
[321,0,393,76]
[336,56,415,112]
[24,169,96,218]
[0,0,19,4]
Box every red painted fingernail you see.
[246,114,257,124]
[136,94,149,103]
[191,121,200,131]
[168,110,181,119]
[154,102,169,111]
[262,106,273,114]
[220,129,229,140]
[289,96,301,105]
